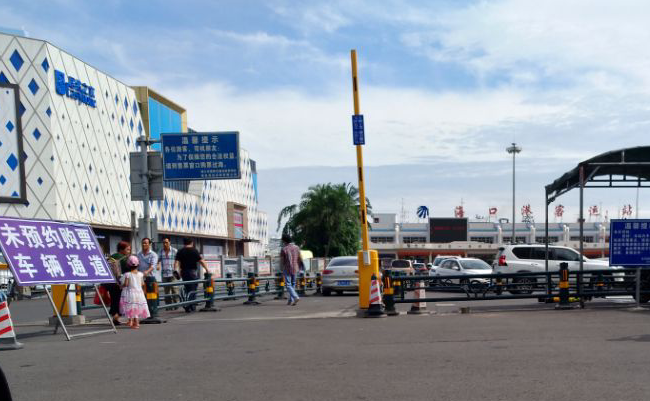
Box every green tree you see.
[277,183,371,257]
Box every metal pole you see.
[138,136,151,240]
[545,194,550,296]
[351,50,370,251]
[635,268,641,309]
[579,165,585,308]
[506,143,522,243]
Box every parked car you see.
[493,244,624,294]
[321,256,359,296]
[432,258,492,288]
[412,263,428,275]
[389,259,415,276]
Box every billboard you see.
[429,218,468,243]
[0,217,115,285]
[161,132,240,181]
[609,219,650,266]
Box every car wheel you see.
[512,277,536,295]
[322,288,332,296]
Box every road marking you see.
[177,311,357,322]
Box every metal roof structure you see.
[546,146,650,203]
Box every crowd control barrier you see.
[384,265,650,312]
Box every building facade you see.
[370,213,610,262]
[0,32,267,256]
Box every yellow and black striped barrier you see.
[273,272,286,299]
[243,272,260,305]
[142,276,163,324]
[555,262,572,310]
[200,272,219,312]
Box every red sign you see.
[489,207,497,215]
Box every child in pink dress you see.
[119,255,150,328]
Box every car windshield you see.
[391,260,411,268]
[461,260,491,270]
[413,263,425,268]
[328,257,358,267]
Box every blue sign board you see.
[161,132,241,181]
[352,115,365,145]
[609,219,650,266]
[54,70,96,108]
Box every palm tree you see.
[277,183,371,257]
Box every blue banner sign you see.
[54,70,96,108]
[609,219,650,266]
[161,132,241,181]
[352,115,365,145]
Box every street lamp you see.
[506,143,522,243]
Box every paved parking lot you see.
[2,294,650,401]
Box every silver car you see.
[322,256,359,296]
[433,258,492,286]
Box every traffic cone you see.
[364,274,386,318]
[0,301,23,350]
[407,280,428,315]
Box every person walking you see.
[280,234,302,306]
[137,237,158,278]
[174,238,208,313]
[104,241,130,326]
[158,238,179,309]
[119,255,150,329]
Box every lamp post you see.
[506,143,522,243]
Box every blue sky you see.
[3,0,650,230]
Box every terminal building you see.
[0,32,268,256]
[370,213,610,262]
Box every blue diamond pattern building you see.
[0,31,268,257]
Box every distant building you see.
[370,213,609,262]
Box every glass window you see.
[553,248,580,261]
[460,260,491,270]
[512,247,531,259]
[391,260,411,268]
[328,257,358,267]
[440,260,452,269]
[530,248,550,260]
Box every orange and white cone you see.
[0,301,23,350]
[365,274,386,318]
[407,280,428,315]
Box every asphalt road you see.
[1,293,650,401]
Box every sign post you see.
[609,219,650,309]
[0,217,117,340]
[350,50,381,316]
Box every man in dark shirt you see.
[174,238,208,313]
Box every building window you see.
[535,236,559,244]
[371,236,394,244]
[502,236,528,244]
[570,236,594,242]
[403,236,426,244]
[470,237,494,244]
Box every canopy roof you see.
[545,146,650,203]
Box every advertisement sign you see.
[161,132,240,181]
[609,219,650,266]
[429,218,468,243]
[258,259,271,276]
[233,211,244,239]
[205,259,222,278]
[0,217,115,285]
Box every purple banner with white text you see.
[0,217,115,285]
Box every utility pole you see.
[506,143,522,243]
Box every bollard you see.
[0,298,23,350]
[407,279,428,315]
[274,272,286,299]
[383,269,399,316]
[306,273,313,289]
[495,273,503,296]
[200,272,219,312]
[142,276,164,324]
[226,273,236,299]
[555,262,572,310]
[315,273,323,295]
[243,272,260,305]
[264,279,270,294]
[298,272,306,296]
[75,285,83,316]
[393,273,403,301]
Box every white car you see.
[321,256,359,296]
[493,244,623,293]
[432,258,492,287]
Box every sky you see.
[3,0,650,233]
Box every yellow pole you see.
[351,50,379,311]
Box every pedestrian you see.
[158,238,179,309]
[174,238,208,313]
[137,237,158,278]
[103,241,131,325]
[119,255,150,329]
[280,234,302,306]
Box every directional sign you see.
[609,219,650,266]
[161,132,241,181]
[352,115,365,145]
[0,217,115,285]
